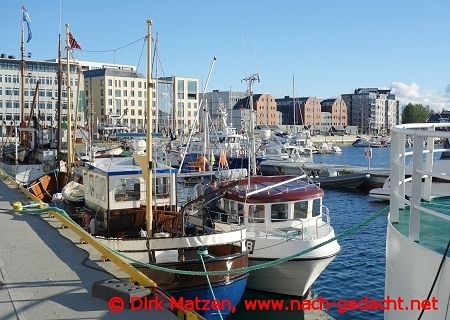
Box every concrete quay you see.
[308,134,360,146]
[0,178,177,320]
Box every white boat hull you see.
[245,229,340,296]
[247,255,337,296]
[385,219,450,320]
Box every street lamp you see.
[366,117,374,170]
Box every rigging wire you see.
[80,36,147,53]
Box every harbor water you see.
[179,145,392,320]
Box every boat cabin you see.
[81,157,177,237]
[220,175,326,228]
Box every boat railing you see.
[390,123,450,242]
[241,209,332,240]
[316,205,331,236]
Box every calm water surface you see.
[181,146,392,320]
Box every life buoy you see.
[43,163,52,172]
[239,149,245,157]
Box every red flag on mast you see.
[69,32,82,50]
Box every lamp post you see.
[366,117,374,170]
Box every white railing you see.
[390,123,450,242]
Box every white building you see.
[0,54,85,134]
[342,88,401,134]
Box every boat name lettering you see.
[110,209,142,216]
[246,239,256,254]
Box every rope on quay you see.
[13,202,390,276]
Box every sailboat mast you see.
[145,20,153,236]
[65,24,73,178]
[57,35,62,153]
[154,33,158,133]
[293,74,296,133]
[20,10,25,125]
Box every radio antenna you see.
[252,35,260,76]
[241,33,247,78]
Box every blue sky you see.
[2,1,450,110]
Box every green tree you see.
[402,103,433,124]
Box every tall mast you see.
[242,73,259,177]
[293,74,296,133]
[65,24,73,178]
[57,35,62,153]
[20,10,25,125]
[145,20,153,237]
[154,33,158,133]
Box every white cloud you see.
[389,82,450,112]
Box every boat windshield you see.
[271,203,287,222]
[113,178,141,201]
[312,198,321,217]
[248,204,265,223]
[294,201,308,219]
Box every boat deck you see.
[393,196,450,257]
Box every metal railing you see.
[390,123,450,242]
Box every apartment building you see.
[0,54,85,134]
[341,88,401,134]
[84,67,147,132]
[230,93,279,132]
[320,98,348,130]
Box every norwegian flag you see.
[69,32,82,50]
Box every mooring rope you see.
[14,203,390,276]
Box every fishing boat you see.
[385,122,450,320]
[74,21,248,320]
[77,155,247,319]
[188,174,341,297]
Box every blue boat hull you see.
[169,274,248,319]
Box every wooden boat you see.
[76,155,248,319]
[27,170,68,203]
[69,22,248,320]
[189,175,341,297]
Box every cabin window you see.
[113,178,141,202]
[83,172,88,191]
[312,198,321,217]
[96,177,106,201]
[88,174,95,196]
[294,201,308,219]
[271,203,287,222]
[95,176,100,199]
[248,204,265,223]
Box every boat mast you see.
[57,35,62,153]
[293,74,296,134]
[20,13,25,126]
[242,73,259,177]
[145,20,154,237]
[153,33,158,133]
[65,24,73,178]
